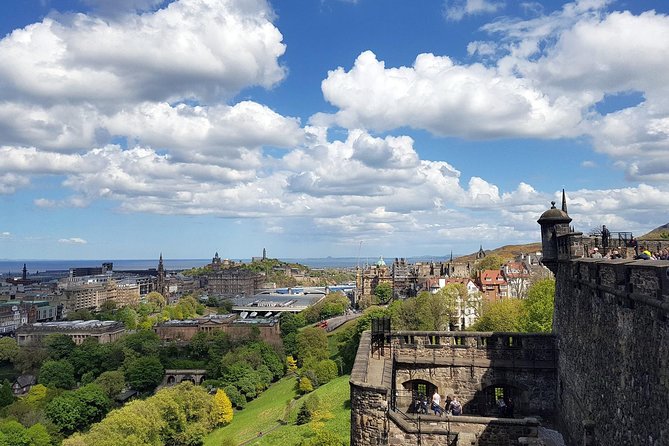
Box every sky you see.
[1,0,668,261]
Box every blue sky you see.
[1,0,668,260]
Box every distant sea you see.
[0,255,453,275]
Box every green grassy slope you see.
[205,375,350,446]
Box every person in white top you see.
[431,390,443,416]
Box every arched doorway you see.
[167,375,176,385]
[401,379,437,413]
[475,384,524,417]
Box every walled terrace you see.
[350,331,556,446]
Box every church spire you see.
[561,189,568,214]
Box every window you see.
[505,336,521,348]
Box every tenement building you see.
[350,194,669,446]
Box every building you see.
[154,314,281,348]
[58,278,140,313]
[445,277,482,329]
[476,269,508,301]
[16,320,125,346]
[0,301,59,335]
[206,267,263,297]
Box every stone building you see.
[206,267,263,297]
[58,278,140,312]
[16,320,125,346]
[154,314,282,349]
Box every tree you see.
[211,389,233,426]
[146,291,166,310]
[474,254,505,273]
[26,424,51,446]
[296,402,312,425]
[0,420,29,446]
[521,278,555,333]
[124,356,164,393]
[95,370,126,399]
[115,307,138,330]
[45,334,76,361]
[223,385,245,409]
[418,289,458,331]
[298,377,313,394]
[0,380,13,408]
[13,347,48,373]
[45,384,111,435]
[314,359,338,385]
[39,359,76,389]
[286,355,298,374]
[0,337,19,363]
[373,282,392,304]
[470,299,524,332]
[296,327,329,366]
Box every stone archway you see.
[474,382,528,417]
[401,379,437,413]
[167,375,176,385]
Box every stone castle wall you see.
[391,333,556,417]
[350,332,551,446]
[554,258,669,446]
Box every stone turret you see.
[537,191,572,274]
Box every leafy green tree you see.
[39,359,76,389]
[45,384,110,435]
[44,334,76,361]
[314,360,338,385]
[115,307,138,330]
[298,377,313,394]
[280,313,307,337]
[0,420,29,446]
[95,370,125,399]
[120,330,161,357]
[223,385,245,409]
[0,337,19,363]
[521,278,555,333]
[296,327,329,366]
[26,423,51,446]
[69,337,106,380]
[0,380,14,408]
[124,356,164,393]
[474,254,505,273]
[146,291,166,310]
[373,282,392,304]
[471,298,524,332]
[13,347,48,374]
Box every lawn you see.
[205,375,351,446]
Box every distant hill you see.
[455,242,542,263]
[639,223,669,240]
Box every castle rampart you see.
[553,258,669,446]
[350,331,554,446]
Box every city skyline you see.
[1,0,668,260]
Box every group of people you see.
[413,390,462,416]
[590,226,669,260]
[496,396,515,418]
